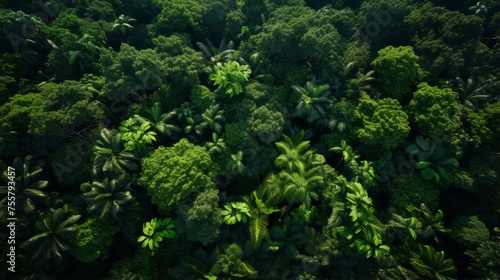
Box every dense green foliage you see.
[354,96,410,149]
[71,217,119,262]
[0,0,499,278]
[371,46,424,100]
[408,82,463,137]
[138,139,217,212]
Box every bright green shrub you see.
[139,139,217,212]
[354,96,410,149]
[210,61,251,97]
[371,46,423,99]
[407,82,462,137]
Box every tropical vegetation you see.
[0,0,499,279]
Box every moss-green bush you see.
[72,218,119,263]
[389,174,440,216]
[190,85,215,112]
[450,215,490,248]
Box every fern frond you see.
[249,214,269,251]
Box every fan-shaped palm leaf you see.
[92,128,140,178]
[20,205,81,265]
[0,156,48,216]
[410,245,457,280]
[134,102,181,137]
[82,175,133,220]
[195,104,225,135]
[293,81,333,124]
[275,134,313,173]
[205,132,227,156]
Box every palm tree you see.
[279,167,323,207]
[292,81,333,124]
[342,62,377,96]
[197,38,235,71]
[20,205,81,266]
[410,245,457,280]
[112,14,136,34]
[347,69,376,97]
[0,156,48,216]
[243,186,280,251]
[92,128,140,178]
[133,102,181,139]
[412,204,450,242]
[275,134,313,173]
[330,140,376,188]
[205,132,228,156]
[210,61,252,97]
[82,175,133,220]
[221,201,251,225]
[174,102,202,135]
[119,118,157,155]
[238,52,271,80]
[195,104,225,135]
[137,217,178,250]
[406,136,459,183]
[453,75,497,111]
[210,243,258,279]
[469,1,492,17]
[330,140,358,165]
[227,151,247,176]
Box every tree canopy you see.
[0,0,499,278]
[139,139,217,212]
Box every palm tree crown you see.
[21,205,81,266]
[82,175,133,220]
[275,133,313,174]
[92,128,140,178]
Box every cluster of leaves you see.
[81,174,133,220]
[138,139,217,212]
[389,203,450,242]
[177,188,222,245]
[0,81,104,135]
[405,135,459,182]
[332,179,390,260]
[371,46,424,99]
[71,217,119,262]
[408,83,463,137]
[210,61,251,97]
[119,118,157,155]
[137,217,178,250]
[354,96,410,150]
[0,0,499,278]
